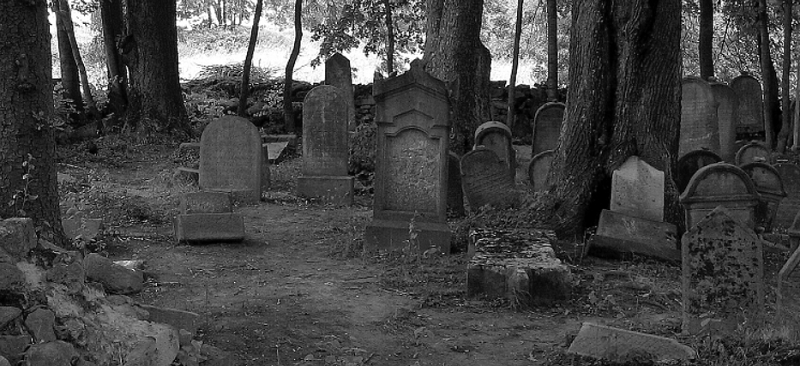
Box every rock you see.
[589,210,680,262]
[0,307,21,329]
[200,344,239,366]
[0,263,25,294]
[0,335,30,364]
[567,322,696,362]
[25,308,57,343]
[62,216,103,241]
[0,355,9,366]
[0,218,36,260]
[56,173,76,185]
[24,340,79,366]
[137,304,201,337]
[47,252,85,293]
[84,253,144,295]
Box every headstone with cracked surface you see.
[709,81,739,162]
[610,156,664,222]
[325,53,355,131]
[474,121,516,180]
[528,150,554,192]
[735,141,771,166]
[677,150,722,193]
[200,116,263,203]
[680,77,720,156]
[568,322,696,362]
[461,147,517,211]
[741,162,786,232]
[679,163,760,230]
[531,102,564,157]
[730,73,765,135]
[775,163,800,229]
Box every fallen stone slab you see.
[0,218,36,260]
[180,191,232,214]
[173,213,245,243]
[568,322,696,362]
[589,209,679,262]
[136,304,201,337]
[84,253,144,295]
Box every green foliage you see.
[7,154,38,217]
[348,120,376,176]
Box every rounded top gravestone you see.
[730,73,765,135]
[680,77,719,157]
[708,82,739,163]
[302,85,349,176]
[741,162,787,232]
[528,150,555,192]
[461,147,517,211]
[199,115,263,203]
[679,162,760,230]
[676,150,722,194]
[735,142,771,166]
[474,121,515,180]
[531,102,565,157]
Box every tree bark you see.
[507,0,524,127]
[56,0,99,119]
[538,0,682,238]
[284,0,302,133]
[52,0,84,120]
[384,0,395,74]
[545,0,558,101]
[698,0,714,80]
[0,0,67,245]
[124,0,191,136]
[423,0,491,154]
[100,0,128,131]
[776,0,792,153]
[757,0,779,149]
[238,0,263,116]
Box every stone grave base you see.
[297,176,354,205]
[590,210,679,262]
[203,188,260,204]
[466,228,571,307]
[174,213,245,243]
[364,219,451,254]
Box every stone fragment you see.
[25,308,57,343]
[0,307,21,329]
[610,156,664,222]
[24,341,78,366]
[200,116,263,203]
[84,253,144,295]
[567,322,696,362]
[137,304,201,337]
[46,255,85,293]
[174,213,245,243]
[590,210,679,262]
[0,218,36,260]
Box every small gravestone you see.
[681,206,764,335]
[528,150,554,192]
[730,73,765,135]
[364,61,451,253]
[474,121,516,180]
[680,77,720,156]
[200,116,263,203]
[778,245,800,337]
[676,150,722,194]
[174,191,244,243]
[741,162,786,232]
[735,142,771,166]
[461,147,517,211]
[709,81,739,162]
[297,85,354,205]
[531,102,564,157]
[447,151,465,217]
[610,156,664,222]
[325,53,355,131]
[679,163,760,230]
[774,163,800,228]
[591,210,679,261]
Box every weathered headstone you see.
[709,81,739,162]
[774,163,800,228]
[528,150,554,192]
[778,244,800,338]
[676,150,722,193]
[474,121,516,180]
[447,151,465,217]
[679,163,760,230]
[531,102,564,157]
[567,322,696,362]
[174,191,245,243]
[199,116,263,203]
[325,53,355,131]
[735,141,771,166]
[730,73,765,135]
[610,156,664,222]
[297,85,354,205]
[364,61,451,253]
[740,162,786,232]
[461,147,517,211]
[680,77,720,156]
[681,206,764,335]
[590,210,679,261]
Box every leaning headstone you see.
[528,150,554,192]
[709,81,739,162]
[679,163,760,230]
[568,322,696,363]
[681,206,764,335]
[590,210,679,262]
[735,141,771,166]
[774,163,800,228]
[610,156,664,222]
[677,150,722,193]
[325,53,355,131]
[461,147,517,211]
[778,245,800,338]
[740,162,787,232]
[680,77,720,156]
[474,121,516,180]
[199,116,263,203]
[531,102,564,157]
[297,85,354,205]
[447,151,465,217]
[730,73,765,135]
[364,61,451,253]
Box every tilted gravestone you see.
[778,245,800,337]
[676,150,722,194]
[610,156,664,222]
[531,102,564,157]
[730,73,765,135]
[199,116,263,203]
[709,81,739,162]
[735,142,771,166]
[774,163,800,229]
[364,61,451,253]
[679,163,760,230]
[297,85,354,205]
[474,121,516,180]
[447,151,465,217]
[680,77,719,157]
[681,206,764,335]
[325,53,356,131]
[528,150,554,192]
[461,147,517,211]
[740,162,786,232]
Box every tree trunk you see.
[52,0,84,120]
[100,0,128,131]
[57,0,99,119]
[384,0,395,74]
[545,0,558,101]
[284,0,302,133]
[794,58,800,151]
[238,0,263,116]
[698,0,714,80]
[0,0,67,245]
[538,0,682,238]
[423,0,491,154]
[757,0,779,149]
[124,0,191,136]
[507,0,524,127]
[776,0,792,153]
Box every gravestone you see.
[741,162,786,232]
[676,150,722,194]
[461,147,517,211]
[528,150,554,192]
[778,245,800,337]
[735,142,771,166]
[709,81,739,162]
[447,151,465,217]
[174,191,244,243]
[680,77,719,156]
[199,116,263,203]
[531,102,564,157]
[730,73,765,135]
[679,163,760,230]
[681,206,764,335]
[364,61,451,253]
[474,121,516,180]
[325,53,356,131]
[610,156,664,222]
[297,85,354,205]
[774,163,800,228]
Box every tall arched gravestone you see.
[741,162,786,232]
[461,147,517,211]
[297,85,354,205]
[199,116,263,203]
[735,141,771,165]
[531,102,564,157]
[474,121,516,180]
[528,150,554,192]
[676,150,722,193]
[679,163,760,230]
[709,81,739,162]
[774,163,800,229]
[680,77,719,156]
[364,61,451,253]
[325,53,355,131]
[730,73,765,135]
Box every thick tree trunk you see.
[757,0,779,149]
[545,0,558,100]
[776,0,792,153]
[384,0,395,74]
[538,0,682,238]
[507,0,525,127]
[284,0,302,133]
[100,0,128,131]
[423,0,491,154]
[124,0,191,136]
[698,0,714,80]
[238,0,263,116]
[57,0,99,118]
[0,0,67,245]
[52,0,84,120]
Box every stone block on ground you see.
[0,335,29,365]
[25,308,56,343]
[567,322,696,362]
[467,228,572,306]
[173,213,245,243]
[0,218,36,260]
[589,210,679,262]
[0,263,25,294]
[180,191,232,214]
[84,253,144,295]
[137,304,201,337]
